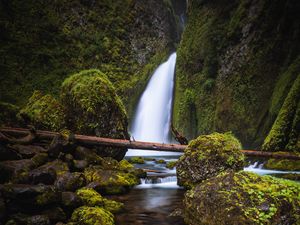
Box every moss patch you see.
[70,206,114,225]
[264,158,300,171]
[18,90,65,131]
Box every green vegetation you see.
[173,0,300,149]
[166,161,177,169]
[177,132,245,188]
[129,157,145,164]
[262,75,300,152]
[184,171,300,225]
[0,102,19,126]
[18,90,65,131]
[264,158,300,171]
[70,206,114,225]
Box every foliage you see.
[183,171,300,225]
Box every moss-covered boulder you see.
[177,132,245,188]
[69,206,114,225]
[18,90,65,131]
[60,69,129,160]
[183,171,300,225]
[264,158,300,171]
[84,166,139,194]
[128,157,145,164]
[76,187,123,213]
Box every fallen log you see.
[1,127,299,160]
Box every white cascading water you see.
[126,52,180,156]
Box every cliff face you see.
[173,0,300,149]
[0,0,179,116]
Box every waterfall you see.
[126,53,180,156]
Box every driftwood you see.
[171,124,188,145]
[0,127,300,160]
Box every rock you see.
[1,184,59,210]
[54,172,86,191]
[272,173,300,181]
[183,171,300,225]
[29,160,69,185]
[41,207,66,224]
[264,158,300,171]
[61,192,81,209]
[73,146,103,165]
[155,159,166,164]
[0,159,36,183]
[0,102,20,127]
[75,187,123,212]
[7,213,51,225]
[84,166,139,194]
[69,206,114,225]
[73,160,88,171]
[60,69,129,160]
[9,145,47,159]
[0,144,21,161]
[18,90,65,131]
[166,161,177,169]
[47,134,75,159]
[129,156,145,164]
[177,132,245,188]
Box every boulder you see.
[54,172,86,191]
[9,145,47,159]
[73,146,103,165]
[60,69,129,160]
[29,160,69,185]
[177,132,245,188]
[6,213,51,225]
[61,192,81,209]
[1,184,59,210]
[264,158,300,171]
[84,166,139,194]
[183,171,300,225]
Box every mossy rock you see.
[0,102,20,127]
[70,206,114,225]
[129,157,145,164]
[155,159,166,164]
[177,132,245,188]
[60,69,129,160]
[18,90,65,131]
[84,166,139,194]
[264,158,300,171]
[183,171,300,225]
[166,161,177,169]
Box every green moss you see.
[262,75,300,152]
[173,0,300,148]
[102,198,124,213]
[177,132,245,188]
[166,161,177,169]
[264,158,300,171]
[155,159,166,164]
[18,90,65,131]
[84,166,139,194]
[70,206,114,225]
[76,188,104,207]
[36,188,58,206]
[184,171,300,225]
[129,157,145,164]
[118,159,134,171]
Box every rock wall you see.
[173,0,300,149]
